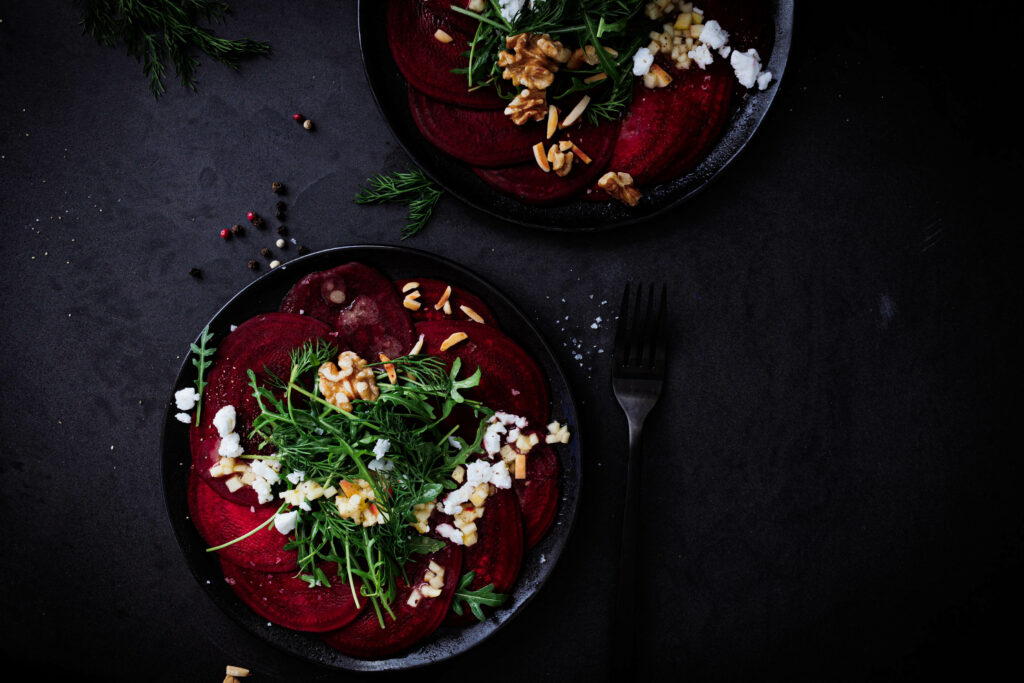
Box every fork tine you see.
[631,282,643,366]
[639,284,656,367]
[613,283,631,366]
[653,284,667,370]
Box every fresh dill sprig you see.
[190,325,216,425]
[451,571,510,621]
[354,168,444,239]
[77,0,270,98]
[232,340,491,626]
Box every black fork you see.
[610,283,667,675]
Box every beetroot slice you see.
[444,488,524,626]
[386,0,505,110]
[323,543,463,658]
[394,278,498,327]
[280,262,416,360]
[415,320,550,427]
[512,445,561,549]
[190,313,333,507]
[409,89,541,168]
[473,116,621,205]
[221,560,364,632]
[187,474,297,572]
[653,64,733,183]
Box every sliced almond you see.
[409,333,425,355]
[515,454,527,479]
[570,143,593,164]
[583,72,607,84]
[558,140,573,152]
[443,300,452,315]
[405,290,422,300]
[559,95,591,128]
[439,331,468,352]
[546,105,558,139]
[379,353,397,384]
[407,588,422,607]
[532,142,550,172]
[225,666,250,678]
[460,304,484,323]
[403,295,422,311]
[401,281,420,293]
[434,284,452,310]
[434,29,453,43]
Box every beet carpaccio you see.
[387,0,773,206]
[180,262,571,659]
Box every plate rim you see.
[357,0,795,231]
[160,244,583,671]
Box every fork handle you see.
[610,421,644,675]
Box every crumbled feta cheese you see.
[688,44,714,69]
[466,460,493,487]
[700,20,729,50]
[368,458,394,472]
[174,387,199,411]
[286,470,306,485]
[298,499,312,512]
[218,432,244,458]
[436,522,464,545]
[632,47,654,77]
[483,421,507,456]
[212,405,236,437]
[494,412,528,428]
[250,459,280,486]
[498,0,528,22]
[274,510,298,535]
[490,460,512,489]
[730,48,762,88]
[757,70,773,90]
[373,438,391,459]
[718,45,731,58]
[449,436,463,450]
[252,477,273,504]
[174,412,191,424]
[443,482,473,514]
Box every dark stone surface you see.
[0,1,1017,681]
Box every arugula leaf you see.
[190,325,216,425]
[451,571,510,621]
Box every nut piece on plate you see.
[498,33,571,91]
[505,88,548,125]
[547,144,575,178]
[598,171,643,207]
[318,351,380,412]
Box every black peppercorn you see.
[252,216,266,229]
[260,247,271,258]
[297,245,309,256]
[277,225,288,236]
[247,259,259,270]
[231,223,244,236]
[188,267,202,278]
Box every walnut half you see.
[504,88,548,126]
[598,172,643,207]
[318,351,379,412]
[498,33,571,91]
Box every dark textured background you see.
[0,1,1018,681]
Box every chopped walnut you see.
[598,171,643,207]
[318,351,379,412]
[498,33,571,91]
[504,88,548,126]
[547,144,575,177]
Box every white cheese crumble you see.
[218,432,244,458]
[174,412,191,424]
[700,20,730,50]
[373,438,391,459]
[718,45,731,58]
[368,458,395,472]
[490,460,512,490]
[466,460,492,486]
[252,477,273,504]
[688,44,714,69]
[274,510,298,535]
[449,436,463,450]
[174,387,199,411]
[212,405,236,437]
[757,70,773,90]
[250,459,280,486]
[436,522,464,545]
[286,470,306,485]
[730,48,762,89]
[498,0,529,22]
[632,47,654,76]
[483,421,507,457]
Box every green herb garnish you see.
[78,0,270,98]
[354,168,444,239]
[190,325,216,425]
[452,571,510,621]
[223,340,491,626]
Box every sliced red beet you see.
[322,543,463,658]
[601,61,732,188]
[444,487,524,626]
[187,474,297,572]
[415,320,550,427]
[513,444,560,549]
[191,313,333,507]
[473,116,621,205]
[653,63,733,182]
[394,278,498,326]
[280,263,416,360]
[386,0,505,109]
[409,88,541,167]
[221,559,364,632]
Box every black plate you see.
[161,245,582,671]
[358,0,794,231]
